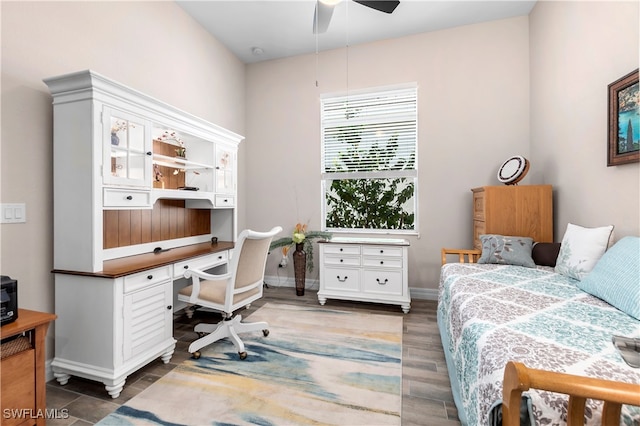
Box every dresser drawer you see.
[174,252,228,278]
[362,246,403,258]
[363,257,403,268]
[362,270,403,296]
[103,188,151,208]
[322,244,361,256]
[323,255,361,267]
[323,267,360,292]
[473,220,485,250]
[473,190,485,221]
[124,266,172,293]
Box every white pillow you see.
[554,223,614,280]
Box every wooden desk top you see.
[52,241,234,279]
[1,309,57,338]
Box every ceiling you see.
[177,0,537,64]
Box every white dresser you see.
[318,237,411,313]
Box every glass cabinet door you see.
[103,107,152,187]
[215,144,236,193]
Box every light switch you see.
[1,203,26,224]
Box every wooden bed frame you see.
[441,248,482,265]
[502,361,639,426]
[441,248,640,425]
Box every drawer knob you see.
[126,195,133,200]
[147,275,153,280]
[218,256,223,260]
[167,305,172,310]
[184,265,189,269]
[340,259,344,263]
[337,276,348,282]
[376,278,389,285]
[339,248,343,252]
[146,151,152,156]
[380,249,384,253]
[380,261,384,265]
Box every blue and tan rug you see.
[98,302,403,425]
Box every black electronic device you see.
[1,275,18,326]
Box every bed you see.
[437,231,640,425]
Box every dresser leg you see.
[318,296,327,306]
[53,371,70,386]
[401,303,410,314]
[105,379,126,399]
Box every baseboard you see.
[263,275,438,301]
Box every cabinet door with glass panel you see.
[215,144,236,194]
[103,107,152,188]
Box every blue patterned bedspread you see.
[438,263,640,426]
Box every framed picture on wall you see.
[608,68,639,166]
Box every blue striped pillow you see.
[578,236,640,320]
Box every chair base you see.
[188,315,268,359]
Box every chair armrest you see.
[183,268,231,281]
[441,248,482,265]
[182,269,232,303]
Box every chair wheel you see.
[192,351,201,359]
[239,351,247,360]
[262,329,269,337]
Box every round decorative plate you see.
[497,156,529,185]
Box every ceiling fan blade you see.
[313,1,335,34]
[353,0,400,14]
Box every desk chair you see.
[179,226,282,359]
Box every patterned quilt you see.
[438,263,640,426]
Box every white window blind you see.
[322,87,417,176]
[321,86,418,232]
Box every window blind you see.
[321,87,417,174]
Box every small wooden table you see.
[1,309,57,426]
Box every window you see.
[321,85,417,233]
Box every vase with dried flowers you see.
[270,223,332,296]
[159,130,186,158]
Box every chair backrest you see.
[226,227,282,301]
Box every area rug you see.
[98,302,403,425]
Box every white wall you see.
[1,1,246,357]
[245,16,531,293]
[529,0,639,239]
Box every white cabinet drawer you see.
[103,188,151,208]
[363,257,403,268]
[124,266,172,294]
[362,246,403,258]
[215,195,235,207]
[322,245,361,256]
[174,252,228,278]
[323,267,360,292]
[324,255,360,267]
[362,270,404,296]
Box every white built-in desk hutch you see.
[45,70,243,398]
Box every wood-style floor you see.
[45,286,462,425]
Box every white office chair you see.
[179,226,282,360]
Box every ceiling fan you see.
[313,0,401,34]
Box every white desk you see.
[51,242,232,398]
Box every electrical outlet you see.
[1,203,26,224]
